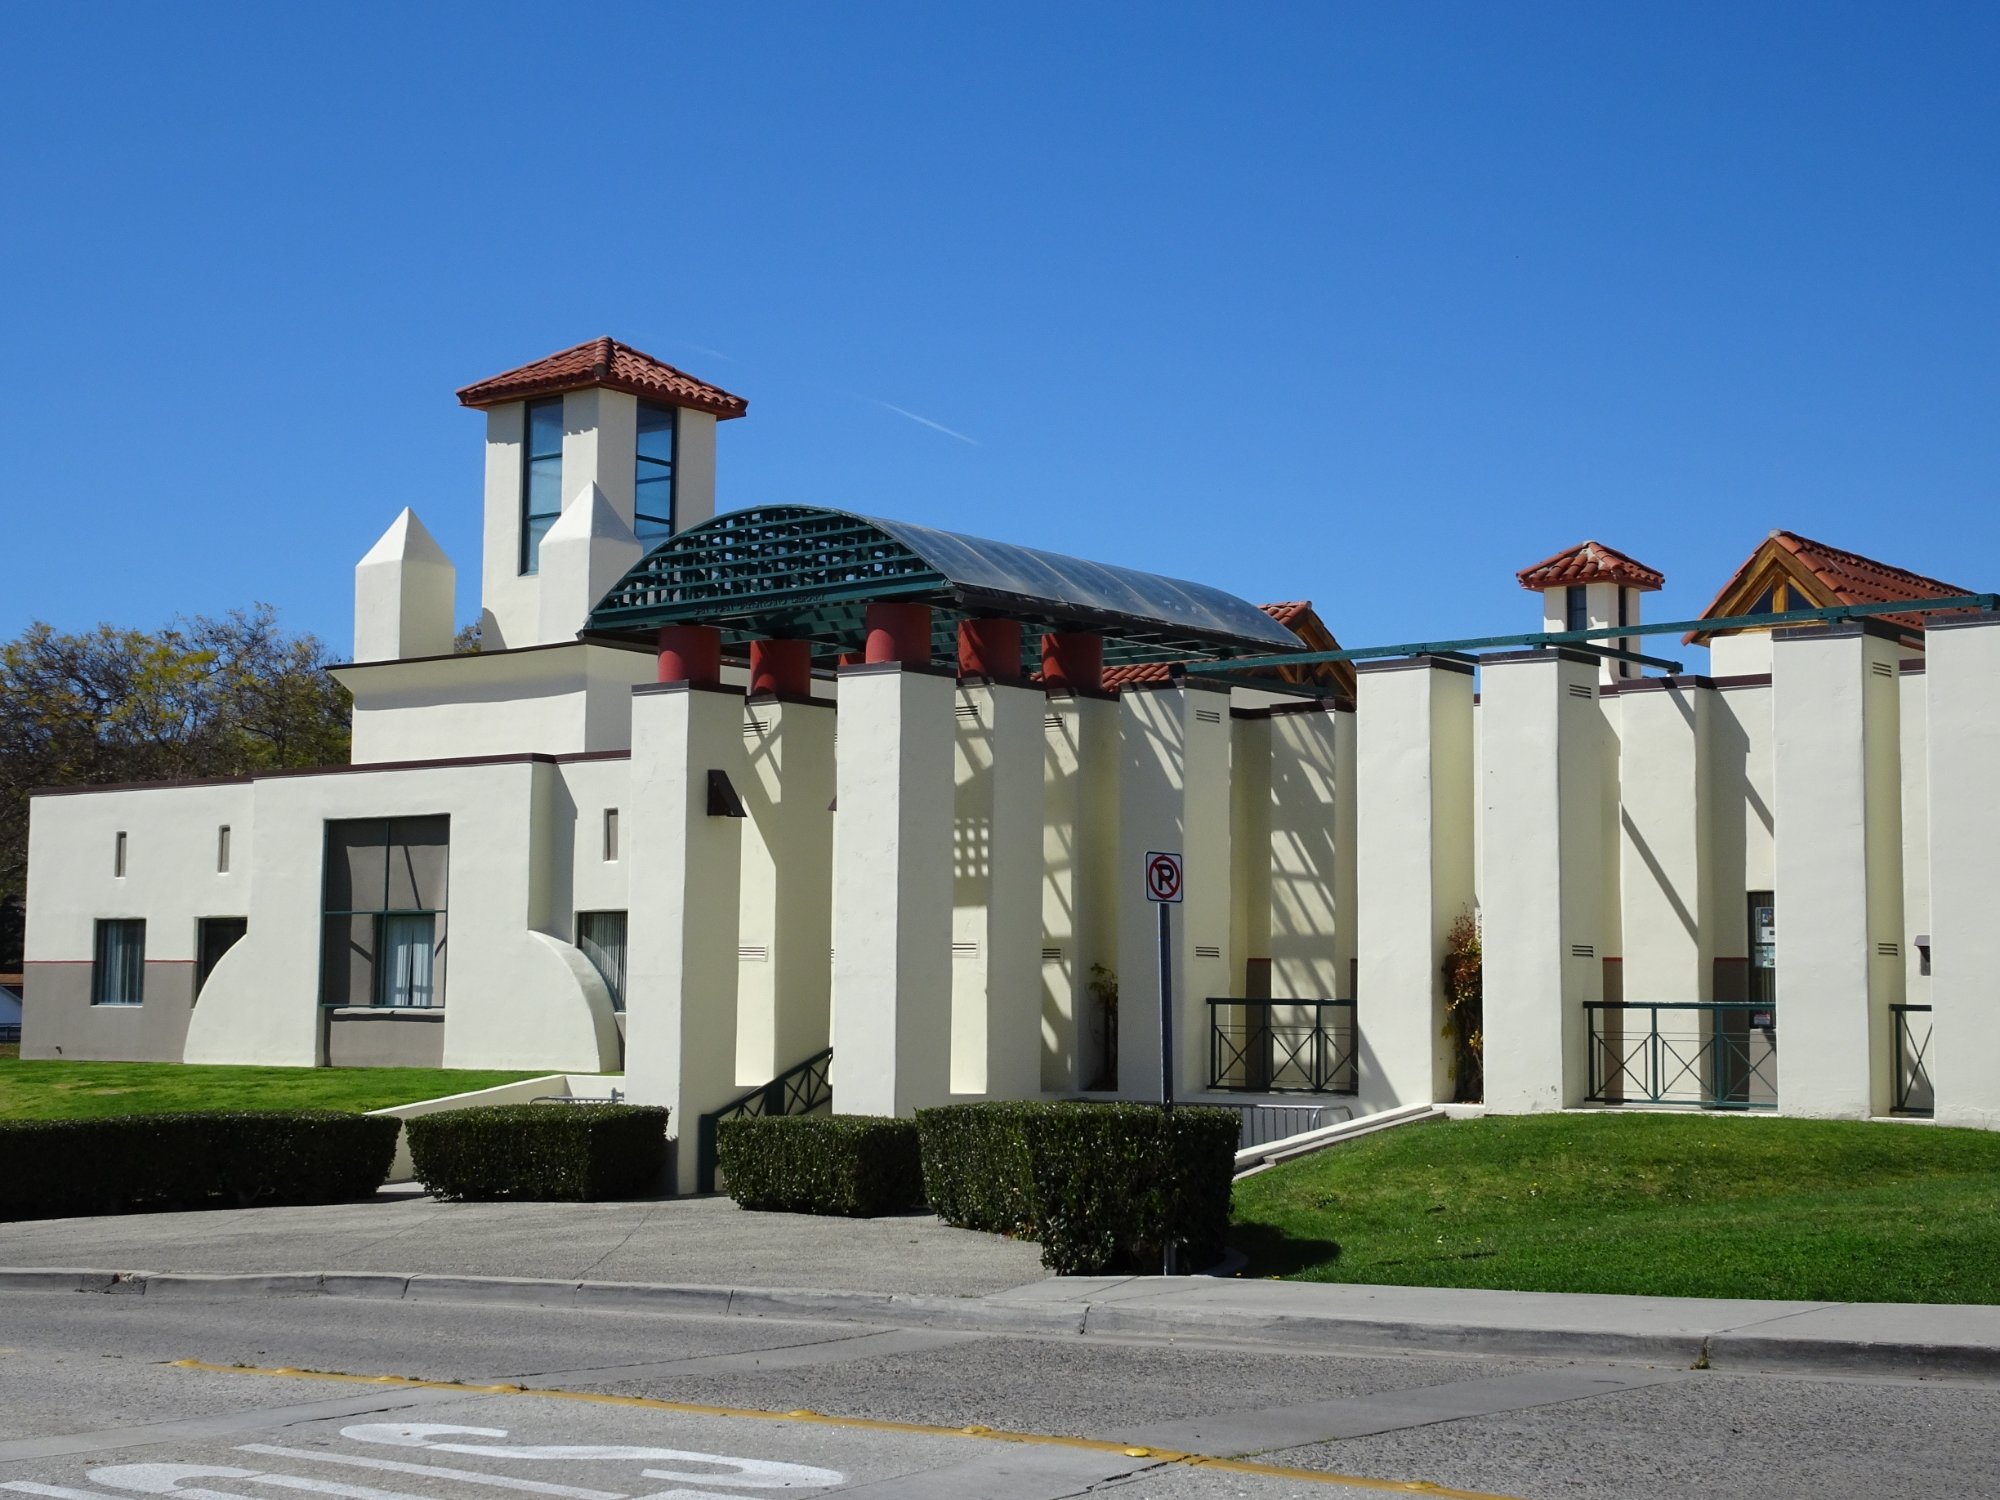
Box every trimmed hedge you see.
[0,1110,402,1221]
[917,1101,1240,1275]
[717,1114,922,1217]
[406,1103,668,1201]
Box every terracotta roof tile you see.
[1690,530,1979,641]
[1516,541,1664,592]
[1058,603,1349,694]
[457,337,748,419]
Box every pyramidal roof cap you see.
[457,337,748,419]
[1516,540,1665,592]
[359,507,451,569]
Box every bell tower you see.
[1516,541,1666,683]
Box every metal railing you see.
[694,1046,833,1193]
[1891,1004,1934,1117]
[0,1023,18,1046]
[1207,999,1356,1095]
[1586,1001,1777,1110]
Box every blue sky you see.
[3,3,1995,665]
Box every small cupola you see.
[1516,541,1665,682]
[457,337,748,650]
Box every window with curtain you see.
[92,920,146,1005]
[320,817,449,1009]
[521,398,565,573]
[634,402,675,549]
[577,910,627,1011]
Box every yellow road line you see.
[170,1358,1524,1499]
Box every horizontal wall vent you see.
[1041,947,1064,962]
[1045,714,1065,732]
[1195,707,1223,724]
[1194,944,1222,959]
[1877,942,1900,957]
[1871,661,1895,678]
[1571,943,1596,959]
[955,702,981,720]
[1568,683,1595,700]
[738,945,770,963]
[742,716,768,736]
[951,941,979,958]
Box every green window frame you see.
[320,817,450,1009]
[91,919,146,1006]
[634,401,676,550]
[521,398,565,574]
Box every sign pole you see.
[1158,896,1175,1278]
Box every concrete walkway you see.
[6,1191,2000,1380]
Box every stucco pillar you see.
[735,696,835,1085]
[1480,649,1604,1112]
[1772,621,1905,1119]
[949,679,1044,1098]
[1116,680,1232,1100]
[1266,704,1349,1001]
[1355,657,1476,1107]
[1616,678,1715,1002]
[1041,692,1120,1091]
[354,508,455,663]
[1925,613,2000,1129]
[623,679,746,1191]
[831,662,955,1116]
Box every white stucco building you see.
[22,336,2000,1188]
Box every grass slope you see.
[0,1053,548,1121]
[1230,1112,2000,1304]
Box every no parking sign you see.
[1144,849,1183,903]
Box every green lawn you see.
[1230,1112,2000,1304]
[0,1053,548,1121]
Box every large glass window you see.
[577,910,627,1011]
[634,402,676,549]
[521,399,565,574]
[321,817,449,1009]
[92,920,146,1005]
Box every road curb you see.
[3,1266,1996,1380]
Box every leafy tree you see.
[0,605,350,967]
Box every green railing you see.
[694,1045,833,1193]
[1207,998,1357,1095]
[1586,1001,1776,1110]
[1891,1004,1934,1117]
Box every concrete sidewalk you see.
[5,1191,2000,1381]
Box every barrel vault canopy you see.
[583,505,1305,668]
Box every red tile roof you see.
[1516,541,1664,592]
[1091,603,1347,693]
[1690,530,1978,641]
[457,337,748,419]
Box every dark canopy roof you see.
[583,505,1303,668]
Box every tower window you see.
[521,398,565,574]
[635,402,676,549]
[1565,585,1588,633]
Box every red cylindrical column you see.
[1041,631,1104,693]
[748,638,813,698]
[656,624,722,685]
[956,619,1023,682]
[863,602,933,666]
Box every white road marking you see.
[3,1484,110,1500]
[338,1428,842,1491]
[235,1449,621,1500]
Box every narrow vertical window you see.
[634,402,676,549]
[521,398,565,574]
[217,825,232,874]
[603,808,620,862]
[114,831,128,878]
[577,911,628,1011]
[1564,585,1588,633]
[92,919,146,1005]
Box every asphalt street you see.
[1,1290,1996,1499]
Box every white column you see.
[950,681,1045,1098]
[1356,657,1476,1106]
[1040,693,1120,1091]
[831,664,955,1116]
[735,698,835,1085]
[1926,614,2000,1129]
[1115,681,1232,1100]
[1267,705,1348,1000]
[1481,649,1603,1112]
[623,681,746,1191]
[1773,621,1905,1119]
[354,508,455,663]
[1617,679,1714,1001]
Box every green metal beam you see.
[1184,594,1999,676]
